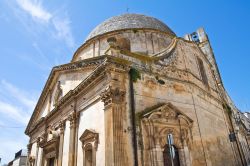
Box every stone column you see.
[57,120,65,166]
[27,143,32,166]
[92,141,97,166]
[180,141,191,166]
[74,112,80,165]
[35,140,40,166]
[153,143,164,166]
[68,112,77,166]
[101,87,127,166]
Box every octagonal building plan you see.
[25,14,250,166]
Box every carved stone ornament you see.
[80,129,99,150]
[58,120,65,134]
[27,143,32,154]
[37,133,47,147]
[100,86,126,106]
[143,103,193,125]
[141,103,193,149]
[54,81,63,106]
[67,111,79,128]
[29,156,36,165]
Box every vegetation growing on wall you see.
[130,68,141,82]
[223,103,232,115]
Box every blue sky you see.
[0,0,249,164]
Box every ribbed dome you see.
[86,14,176,41]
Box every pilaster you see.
[68,111,78,166]
[101,64,129,166]
[57,120,65,166]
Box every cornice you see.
[26,42,226,135]
[25,56,107,135]
[71,29,176,62]
[26,57,129,134]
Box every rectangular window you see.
[197,57,209,86]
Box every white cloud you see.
[1,80,36,111]
[0,80,38,124]
[14,0,75,48]
[52,17,75,48]
[16,0,51,22]
[0,101,30,124]
[0,80,35,163]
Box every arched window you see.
[163,145,180,166]
[80,129,99,166]
[197,57,208,86]
[85,144,93,166]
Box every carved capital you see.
[100,86,126,106]
[29,156,36,165]
[37,133,47,147]
[27,143,32,154]
[58,120,65,134]
[67,112,79,128]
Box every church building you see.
[25,14,250,166]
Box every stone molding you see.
[25,56,106,135]
[80,129,99,166]
[140,103,193,149]
[67,111,80,129]
[37,133,47,148]
[53,81,63,107]
[28,156,36,166]
[100,86,126,107]
[58,120,65,135]
[139,103,193,166]
[27,143,32,155]
[80,129,99,150]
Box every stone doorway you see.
[139,103,193,166]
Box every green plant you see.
[223,103,232,115]
[130,68,141,82]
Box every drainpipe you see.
[129,68,139,166]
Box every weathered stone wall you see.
[76,100,105,166]
[50,70,92,110]
[62,120,70,166]
[37,69,92,119]
[75,29,173,61]
[238,133,250,164]
[132,39,236,166]
[26,25,243,166]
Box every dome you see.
[85,14,176,41]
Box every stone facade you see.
[25,14,250,166]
